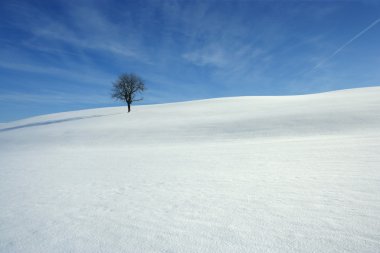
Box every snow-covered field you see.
[1,87,379,253]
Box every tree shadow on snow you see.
[0,114,110,133]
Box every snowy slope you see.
[0,87,380,253]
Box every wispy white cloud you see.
[4,1,150,63]
[0,61,112,86]
[0,91,110,104]
[311,18,380,70]
[182,45,228,67]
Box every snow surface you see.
[0,87,380,253]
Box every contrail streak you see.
[311,18,380,70]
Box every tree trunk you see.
[127,103,131,112]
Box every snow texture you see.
[1,87,380,252]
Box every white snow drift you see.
[0,87,379,253]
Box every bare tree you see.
[111,73,145,112]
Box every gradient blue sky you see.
[0,0,379,122]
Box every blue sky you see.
[0,0,379,122]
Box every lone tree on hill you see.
[111,73,145,112]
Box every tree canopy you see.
[111,73,145,112]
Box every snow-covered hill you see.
[1,87,379,252]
